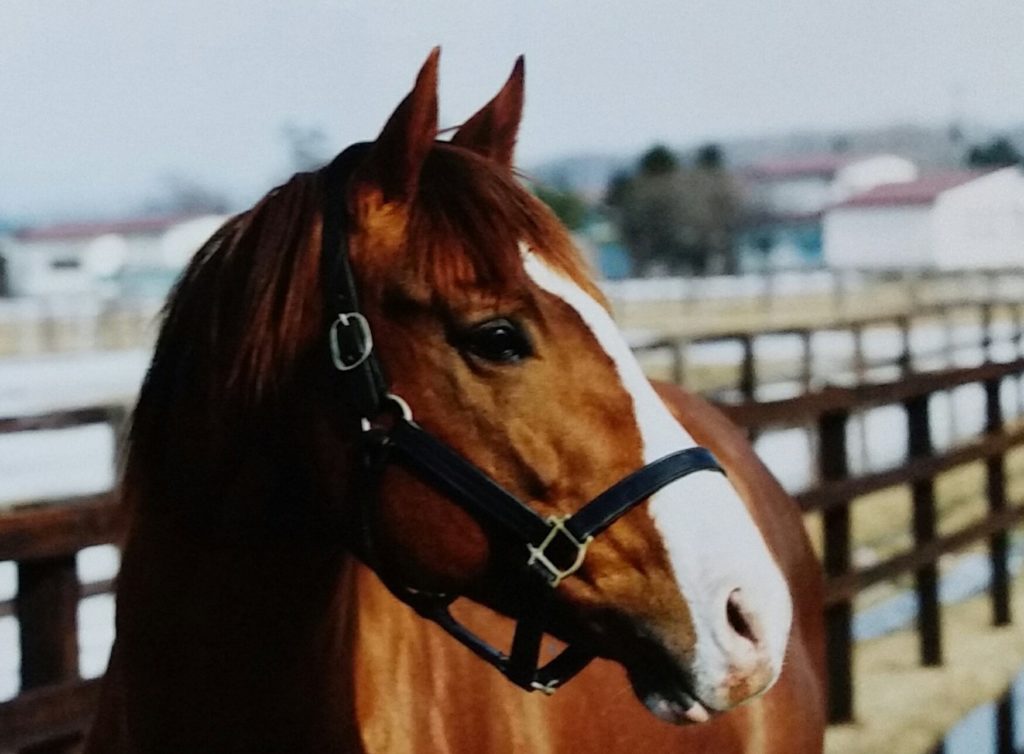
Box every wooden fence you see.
[720,359,1024,723]
[633,297,1024,401]
[604,265,1024,316]
[1,362,1023,747]
[3,265,1023,359]
[0,298,161,358]
[0,407,125,753]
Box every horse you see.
[85,49,825,753]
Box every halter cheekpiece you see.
[320,143,725,694]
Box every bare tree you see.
[282,123,331,172]
[145,174,231,215]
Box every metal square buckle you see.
[329,312,373,371]
[526,515,593,588]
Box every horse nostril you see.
[726,589,758,645]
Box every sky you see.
[3,0,1024,222]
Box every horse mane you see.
[124,142,590,505]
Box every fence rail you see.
[722,358,1024,722]
[633,298,1024,400]
[604,265,1024,311]
[0,406,125,754]
[1,359,1023,746]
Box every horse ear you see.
[450,56,524,168]
[361,48,440,203]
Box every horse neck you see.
[106,433,368,752]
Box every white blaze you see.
[522,247,791,704]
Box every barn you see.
[823,166,1024,269]
[737,153,919,268]
[0,213,229,298]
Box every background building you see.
[0,213,229,298]
[823,167,1024,269]
[737,154,919,268]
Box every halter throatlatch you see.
[320,144,725,694]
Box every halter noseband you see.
[320,144,725,694]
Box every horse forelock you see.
[362,143,594,306]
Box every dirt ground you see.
[825,569,1024,754]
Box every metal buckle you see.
[526,515,593,588]
[329,312,373,372]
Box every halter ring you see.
[360,393,415,433]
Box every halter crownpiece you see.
[320,143,725,694]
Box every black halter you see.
[320,144,725,694]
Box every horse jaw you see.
[521,245,793,720]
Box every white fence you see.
[0,296,163,355]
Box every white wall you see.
[932,167,1024,269]
[0,239,95,296]
[158,215,228,267]
[0,214,228,298]
[823,204,934,268]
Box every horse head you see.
[334,49,793,722]
[132,48,792,726]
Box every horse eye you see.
[464,318,532,364]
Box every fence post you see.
[905,394,942,667]
[1015,304,1024,418]
[739,334,756,402]
[851,324,866,383]
[944,304,957,368]
[832,269,845,317]
[1014,303,1023,356]
[984,376,1012,626]
[800,330,813,392]
[17,555,80,754]
[996,691,1015,754]
[906,268,921,310]
[896,315,912,376]
[819,409,854,723]
[981,301,994,363]
[670,339,687,386]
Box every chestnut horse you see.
[86,50,824,753]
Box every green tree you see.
[695,143,723,170]
[608,143,741,275]
[966,137,1023,169]
[687,143,741,274]
[639,145,679,176]
[604,170,633,209]
[533,184,588,231]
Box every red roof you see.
[742,154,854,180]
[14,213,209,242]
[834,171,986,209]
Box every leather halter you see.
[320,144,725,694]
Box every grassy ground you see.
[825,569,1024,754]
